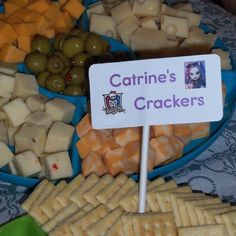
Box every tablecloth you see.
[0,0,236,226]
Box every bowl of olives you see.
[21,29,134,100]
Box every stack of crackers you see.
[21,173,236,236]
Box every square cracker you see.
[132,212,177,236]
[106,218,124,236]
[121,213,134,236]
[221,210,236,236]
[178,224,229,236]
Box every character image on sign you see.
[185,61,206,89]
[103,91,125,114]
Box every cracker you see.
[221,210,236,236]
[170,192,205,227]
[70,204,109,236]
[107,178,136,210]
[106,217,124,236]
[42,203,79,232]
[83,174,113,207]
[147,177,165,190]
[56,174,84,207]
[177,224,229,236]
[121,213,134,236]
[40,181,67,218]
[149,179,177,192]
[86,207,124,235]
[82,203,94,212]
[203,206,236,225]
[71,173,99,207]
[185,197,221,226]
[194,203,230,225]
[96,174,127,204]
[21,179,49,212]
[215,207,236,224]
[29,181,55,225]
[132,212,177,236]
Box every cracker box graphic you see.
[103,91,125,114]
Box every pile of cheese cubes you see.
[0,63,76,180]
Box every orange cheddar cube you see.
[12,23,37,36]
[4,2,21,17]
[43,4,63,24]
[113,127,141,147]
[0,21,17,43]
[188,122,210,140]
[63,0,85,19]
[57,0,68,7]
[95,142,112,156]
[40,27,55,38]
[174,124,192,145]
[0,14,5,20]
[76,137,90,159]
[7,0,29,7]
[0,43,27,63]
[6,15,22,24]
[107,136,120,150]
[97,129,113,137]
[27,0,51,13]
[61,10,74,28]
[76,113,92,138]
[149,136,176,166]
[12,7,32,20]
[103,147,126,176]
[82,152,107,177]
[153,124,174,137]
[18,35,31,52]
[0,35,8,48]
[169,136,184,159]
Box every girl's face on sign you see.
[189,66,200,81]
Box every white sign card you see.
[89,54,223,129]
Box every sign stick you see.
[138,125,150,213]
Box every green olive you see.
[25,52,47,73]
[46,74,65,93]
[36,71,50,87]
[64,66,86,85]
[63,85,84,96]
[47,56,65,74]
[31,35,51,55]
[61,67,71,77]
[72,53,92,67]
[70,28,83,36]
[77,31,89,42]
[53,34,68,50]
[52,50,71,67]
[85,33,104,56]
[62,36,84,58]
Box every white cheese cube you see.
[161,15,189,38]
[26,94,48,112]
[90,14,117,39]
[8,161,18,175]
[0,141,14,167]
[0,74,16,99]
[130,27,168,52]
[2,98,31,127]
[162,4,201,27]
[14,151,41,177]
[44,152,73,180]
[26,111,53,131]
[13,72,39,99]
[211,49,232,70]
[0,121,8,143]
[132,0,162,17]
[0,62,17,75]
[173,3,193,12]
[14,123,47,156]
[87,2,105,19]
[45,98,76,124]
[116,16,140,48]
[8,127,19,146]
[45,122,74,153]
[140,17,158,29]
[111,1,133,24]
[0,97,9,107]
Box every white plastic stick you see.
[138,125,150,213]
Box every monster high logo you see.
[103,91,125,115]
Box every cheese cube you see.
[8,127,19,146]
[14,123,47,156]
[132,0,162,17]
[0,74,16,99]
[2,98,31,127]
[211,48,232,70]
[0,121,8,143]
[0,141,14,167]
[14,151,41,177]
[173,3,193,12]
[25,111,53,131]
[111,1,133,24]
[90,14,117,39]
[45,122,75,153]
[87,2,105,19]
[13,73,39,99]
[161,15,189,38]
[116,16,140,48]
[130,27,168,52]
[26,94,48,112]
[140,17,158,29]
[0,97,9,107]
[44,152,73,180]
[0,62,17,75]
[45,98,76,124]
[8,161,18,175]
